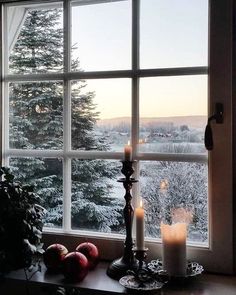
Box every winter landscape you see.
[7,7,208,245]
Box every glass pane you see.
[140,0,208,68]
[71,159,125,233]
[71,0,131,71]
[8,5,63,74]
[139,75,207,154]
[71,79,131,151]
[9,81,63,150]
[140,161,208,244]
[9,157,63,228]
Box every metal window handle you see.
[204,103,224,151]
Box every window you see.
[1,0,233,273]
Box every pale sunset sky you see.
[10,0,208,120]
[71,0,208,120]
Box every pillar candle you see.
[135,200,145,250]
[161,222,187,276]
[124,141,132,161]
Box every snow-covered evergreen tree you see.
[9,8,123,232]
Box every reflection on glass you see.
[71,79,131,151]
[140,161,208,244]
[9,82,63,150]
[8,7,63,74]
[139,76,207,154]
[71,0,131,71]
[9,157,63,228]
[140,0,208,68]
[71,159,124,233]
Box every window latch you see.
[204,103,224,151]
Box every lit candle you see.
[161,222,187,276]
[160,179,168,193]
[124,141,132,161]
[135,199,145,250]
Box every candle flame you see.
[127,140,130,145]
[160,179,168,190]
[139,139,144,144]
[140,199,143,208]
[161,222,187,241]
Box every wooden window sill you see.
[1,261,236,294]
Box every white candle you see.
[161,222,187,276]
[135,199,145,250]
[124,141,132,161]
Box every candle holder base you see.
[133,248,148,270]
[107,256,139,280]
[119,248,168,290]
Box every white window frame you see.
[0,0,234,274]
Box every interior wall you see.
[233,0,236,274]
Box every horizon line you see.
[98,114,207,121]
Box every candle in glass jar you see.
[124,141,132,161]
[135,199,145,250]
[161,222,187,276]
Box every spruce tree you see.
[9,8,123,232]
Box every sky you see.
[9,0,209,120]
[71,0,208,119]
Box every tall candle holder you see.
[107,160,139,280]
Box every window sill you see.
[1,261,236,295]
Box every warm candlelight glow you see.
[138,139,144,144]
[160,179,168,191]
[161,221,187,276]
[140,199,143,208]
[161,222,187,243]
[124,141,132,161]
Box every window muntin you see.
[3,1,209,252]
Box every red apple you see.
[62,252,89,282]
[43,243,68,272]
[76,242,99,270]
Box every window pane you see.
[140,161,208,244]
[71,79,131,151]
[139,76,207,154]
[8,5,63,74]
[140,0,208,68]
[9,81,63,150]
[9,157,63,228]
[71,159,124,234]
[71,0,131,71]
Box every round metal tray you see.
[147,259,204,278]
[119,275,165,291]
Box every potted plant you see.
[0,167,46,273]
